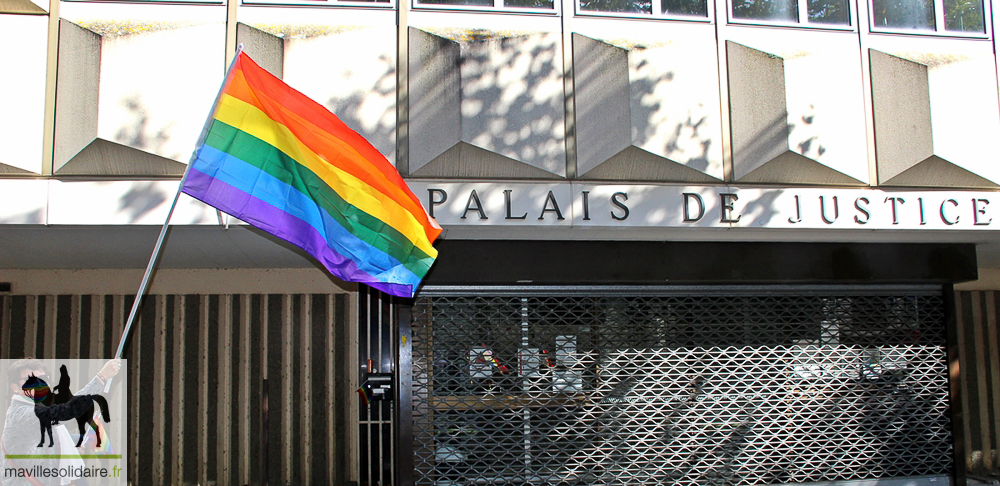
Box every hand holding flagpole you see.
[105,41,441,391]
[104,45,245,393]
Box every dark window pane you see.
[870,0,935,29]
[943,0,985,32]
[580,0,653,13]
[505,0,555,7]
[732,0,799,21]
[662,0,708,16]
[807,0,850,23]
[418,0,493,5]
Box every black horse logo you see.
[21,365,111,448]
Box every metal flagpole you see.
[105,44,245,391]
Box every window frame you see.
[62,0,225,4]
[726,0,857,30]
[573,0,715,22]
[241,0,395,8]
[411,0,561,15]
[867,0,991,38]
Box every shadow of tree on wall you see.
[325,52,397,160]
[0,209,44,225]
[629,58,714,174]
[117,181,167,224]
[733,112,789,175]
[740,189,784,226]
[791,104,829,160]
[114,94,178,161]
[458,32,565,174]
[575,36,720,179]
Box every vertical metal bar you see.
[43,295,56,356]
[23,296,36,357]
[988,292,1000,475]
[797,0,810,24]
[40,0,59,176]
[198,295,210,486]
[171,295,185,484]
[218,295,233,484]
[395,0,410,176]
[381,294,392,484]
[69,295,81,359]
[973,292,994,472]
[0,294,10,359]
[948,286,968,486]
[152,294,167,485]
[396,302,414,486]
[934,0,947,31]
[282,294,294,486]
[262,378,269,486]
[327,294,337,484]
[298,295,312,485]
[368,289,376,486]
[561,0,577,179]
[238,294,252,486]
[377,295,384,484]
[358,287,371,486]
[521,297,531,474]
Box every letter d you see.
[683,193,705,222]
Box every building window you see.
[577,0,709,18]
[243,0,391,6]
[870,0,986,33]
[730,0,851,25]
[416,0,555,11]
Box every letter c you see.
[941,199,959,225]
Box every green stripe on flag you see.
[203,120,435,278]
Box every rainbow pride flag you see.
[81,417,113,455]
[182,52,440,298]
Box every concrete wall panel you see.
[782,52,868,182]
[869,50,933,182]
[0,14,48,174]
[0,179,46,223]
[408,27,461,173]
[459,32,565,176]
[629,41,722,179]
[928,56,1000,173]
[572,33,630,177]
[870,43,1000,187]
[409,27,566,178]
[54,19,101,173]
[728,40,788,180]
[0,0,45,14]
[727,32,869,185]
[284,26,397,162]
[96,23,225,164]
[572,23,724,182]
[52,8,226,176]
[236,23,283,79]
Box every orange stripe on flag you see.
[223,60,440,243]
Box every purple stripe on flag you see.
[184,168,413,297]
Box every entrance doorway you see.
[408,286,953,486]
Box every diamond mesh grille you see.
[410,289,952,486]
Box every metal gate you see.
[408,286,953,486]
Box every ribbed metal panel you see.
[0,293,355,486]
[411,287,953,486]
[955,291,1000,481]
